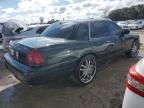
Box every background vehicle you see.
[5,19,140,85]
[117,21,129,29]
[122,57,144,108]
[128,21,144,30]
[2,19,28,50]
[15,25,48,38]
[0,23,2,43]
[2,24,48,51]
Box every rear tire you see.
[126,40,140,58]
[71,54,97,86]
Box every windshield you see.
[42,22,75,39]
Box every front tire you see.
[71,54,97,86]
[126,40,140,58]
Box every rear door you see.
[73,23,89,41]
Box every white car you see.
[117,21,129,29]
[128,21,144,30]
[122,57,144,108]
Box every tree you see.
[108,4,144,21]
[40,17,44,24]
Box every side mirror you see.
[123,29,130,34]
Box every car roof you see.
[28,24,50,28]
[59,18,112,24]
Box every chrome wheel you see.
[79,57,96,84]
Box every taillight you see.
[26,49,44,66]
[127,64,144,96]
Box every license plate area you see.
[9,48,19,59]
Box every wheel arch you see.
[71,51,98,85]
[79,52,98,60]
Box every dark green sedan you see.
[4,19,140,85]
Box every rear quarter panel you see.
[39,40,96,76]
[40,41,93,66]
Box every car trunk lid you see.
[9,36,67,66]
[17,36,66,49]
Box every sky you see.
[0,0,144,24]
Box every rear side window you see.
[75,23,89,40]
[90,21,110,38]
[42,22,74,39]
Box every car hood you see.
[17,36,66,48]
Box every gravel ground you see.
[0,54,139,108]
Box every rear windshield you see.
[42,22,75,39]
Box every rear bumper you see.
[129,27,136,29]
[4,53,34,81]
[122,88,144,108]
[128,26,139,29]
